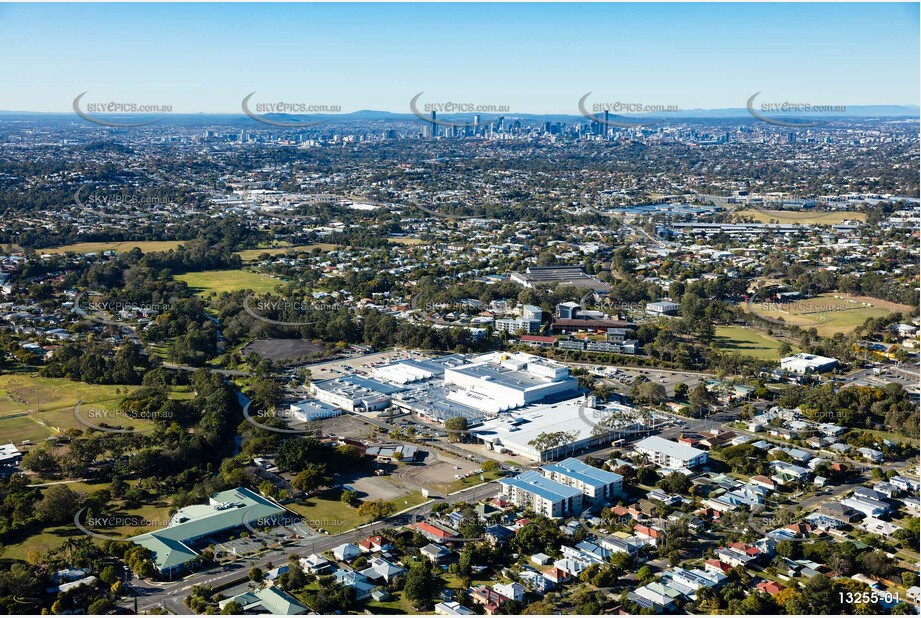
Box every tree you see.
[673,382,689,400]
[21,444,59,474]
[276,436,326,473]
[688,383,715,417]
[403,562,441,610]
[357,499,395,522]
[340,489,359,506]
[656,471,691,494]
[248,566,263,582]
[221,601,244,615]
[35,485,79,523]
[292,463,332,493]
[634,381,667,405]
[636,565,654,582]
[481,460,501,474]
[99,565,119,585]
[445,416,469,443]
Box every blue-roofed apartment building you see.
[541,457,623,502]
[498,470,583,518]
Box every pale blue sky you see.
[0,3,918,113]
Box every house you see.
[827,442,851,455]
[531,552,551,565]
[554,557,588,577]
[469,586,511,614]
[264,565,289,581]
[420,543,452,563]
[485,524,514,546]
[218,586,308,615]
[300,553,332,574]
[519,569,555,593]
[716,543,761,567]
[667,567,726,591]
[410,521,457,543]
[891,476,920,493]
[861,518,902,536]
[756,580,785,595]
[634,524,665,546]
[840,497,887,518]
[820,502,859,524]
[358,535,392,554]
[360,557,406,583]
[704,559,733,576]
[543,566,571,584]
[635,581,683,610]
[857,447,884,463]
[435,601,475,615]
[750,475,777,490]
[332,568,376,600]
[493,581,526,602]
[873,482,900,499]
[333,543,361,562]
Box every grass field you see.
[714,325,795,360]
[387,237,425,246]
[41,240,184,255]
[736,209,866,224]
[0,375,192,443]
[287,489,426,535]
[436,469,504,495]
[0,375,143,443]
[1,480,175,562]
[744,292,896,337]
[175,269,281,296]
[235,244,339,263]
[286,490,368,534]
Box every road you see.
[121,481,498,614]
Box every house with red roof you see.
[633,524,664,546]
[756,580,785,595]
[704,559,733,576]
[542,567,571,584]
[410,522,454,543]
[750,475,777,490]
[358,535,392,554]
[469,586,510,615]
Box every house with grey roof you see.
[218,585,307,615]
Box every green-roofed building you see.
[219,586,308,615]
[130,487,286,576]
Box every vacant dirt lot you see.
[242,338,327,364]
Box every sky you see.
[0,3,918,114]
